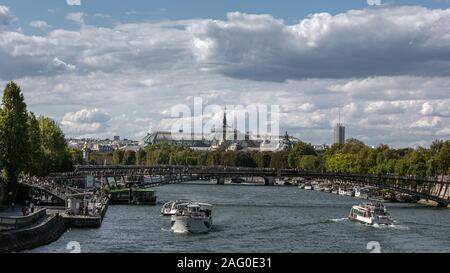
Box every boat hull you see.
[170,215,212,234]
[348,215,393,226]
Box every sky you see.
[1,0,450,147]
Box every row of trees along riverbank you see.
[0,82,82,205]
[90,138,450,178]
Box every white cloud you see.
[298,103,315,112]
[67,12,85,25]
[66,0,81,6]
[410,117,442,129]
[328,76,450,101]
[419,101,450,117]
[189,7,450,81]
[52,57,76,71]
[0,7,450,147]
[94,13,112,19]
[62,108,110,134]
[365,101,417,115]
[0,5,13,29]
[29,20,49,29]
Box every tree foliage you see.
[86,138,450,179]
[0,82,30,204]
[0,82,75,204]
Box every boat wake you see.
[371,223,409,230]
[328,218,348,223]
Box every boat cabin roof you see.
[176,202,212,209]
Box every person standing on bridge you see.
[29,201,34,213]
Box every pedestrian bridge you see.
[41,165,450,207]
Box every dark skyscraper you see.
[334,123,345,144]
[223,107,227,141]
[334,110,345,144]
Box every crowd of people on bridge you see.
[20,175,74,199]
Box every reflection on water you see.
[27,182,450,253]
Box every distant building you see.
[92,143,114,153]
[67,137,142,154]
[143,131,211,149]
[334,123,345,144]
[313,144,329,152]
[143,107,300,151]
[113,136,120,141]
[259,131,297,152]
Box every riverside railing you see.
[0,208,47,230]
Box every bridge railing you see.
[53,165,450,185]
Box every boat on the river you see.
[304,184,313,190]
[161,199,191,216]
[348,202,394,225]
[346,189,355,197]
[354,187,369,199]
[275,178,285,186]
[170,201,213,234]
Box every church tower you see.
[222,107,227,141]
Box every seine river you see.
[28,182,450,253]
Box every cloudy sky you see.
[1,0,450,147]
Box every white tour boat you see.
[170,201,213,233]
[348,202,394,225]
[338,188,347,195]
[161,199,191,216]
[304,184,313,190]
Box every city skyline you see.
[1,1,450,147]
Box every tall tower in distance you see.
[334,110,345,144]
[222,106,227,142]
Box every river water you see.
[28,182,450,253]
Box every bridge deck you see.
[42,165,450,206]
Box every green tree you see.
[407,149,428,177]
[207,151,221,166]
[123,150,136,165]
[196,152,208,166]
[326,153,363,173]
[437,141,450,175]
[67,148,83,166]
[136,149,146,165]
[26,112,44,176]
[287,141,316,168]
[235,151,256,167]
[39,117,70,174]
[269,151,289,168]
[112,150,124,165]
[298,155,320,171]
[0,82,30,205]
